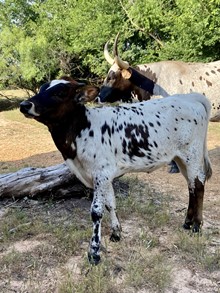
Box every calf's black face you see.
[20,80,74,121]
[20,80,99,124]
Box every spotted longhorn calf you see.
[20,79,212,265]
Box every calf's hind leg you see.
[184,178,204,232]
[105,182,122,242]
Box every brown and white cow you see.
[20,78,212,264]
[99,34,220,122]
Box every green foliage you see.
[0,0,220,91]
[159,0,220,61]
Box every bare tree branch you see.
[0,92,14,101]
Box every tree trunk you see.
[0,163,92,199]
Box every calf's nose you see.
[20,101,32,113]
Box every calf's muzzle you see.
[20,101,33,114]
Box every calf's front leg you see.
[88,191,104,265]
[88,175,121,264]
[88,175,122,264]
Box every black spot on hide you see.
[111,126,115,134]
[101,122,111,137]
[89,130,94,137]
[156,121,161,126]
[122,139,127,154]
[124,123,150,158]
[91,211,102,222]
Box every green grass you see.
[0,208,30,242]
[125,252,171,291]
[0,183,174,293]
[58,259,120,293]
[117,176,171,230]
[173,230,220,271]
[0,205,91,256]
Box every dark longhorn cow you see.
[20,79,212,264]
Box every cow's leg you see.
[184,178,204,232]
[168,160,180,173]
[174,156,205,233]
[105,183,121,242]
[88,175,105,265]
[88,175,120,264]
[88,193,103,265]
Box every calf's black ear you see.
[75,86,100,104]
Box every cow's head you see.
[20,79,99,126]
[99,33,155,103]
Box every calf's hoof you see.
[110,234,120,242]
[88,252,101,265]
[192,224,201,233]
[110,230,121,242]
[183,222,201,233]
[183,222,192,230]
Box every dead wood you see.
[0,163,92,199]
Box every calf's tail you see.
[204,154,212,181]
[200,94,212,181]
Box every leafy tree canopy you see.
[0,0,220,91]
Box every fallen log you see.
[0,163,92,199]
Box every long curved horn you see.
[113,32,120,56]
[113,32,130,69]
[104,41,114,65]
[114,55,130,70]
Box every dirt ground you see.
[0,110,220,292]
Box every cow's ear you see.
[75,86,100,103]
[121,68,132,79]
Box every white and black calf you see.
[20,79,212,265]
